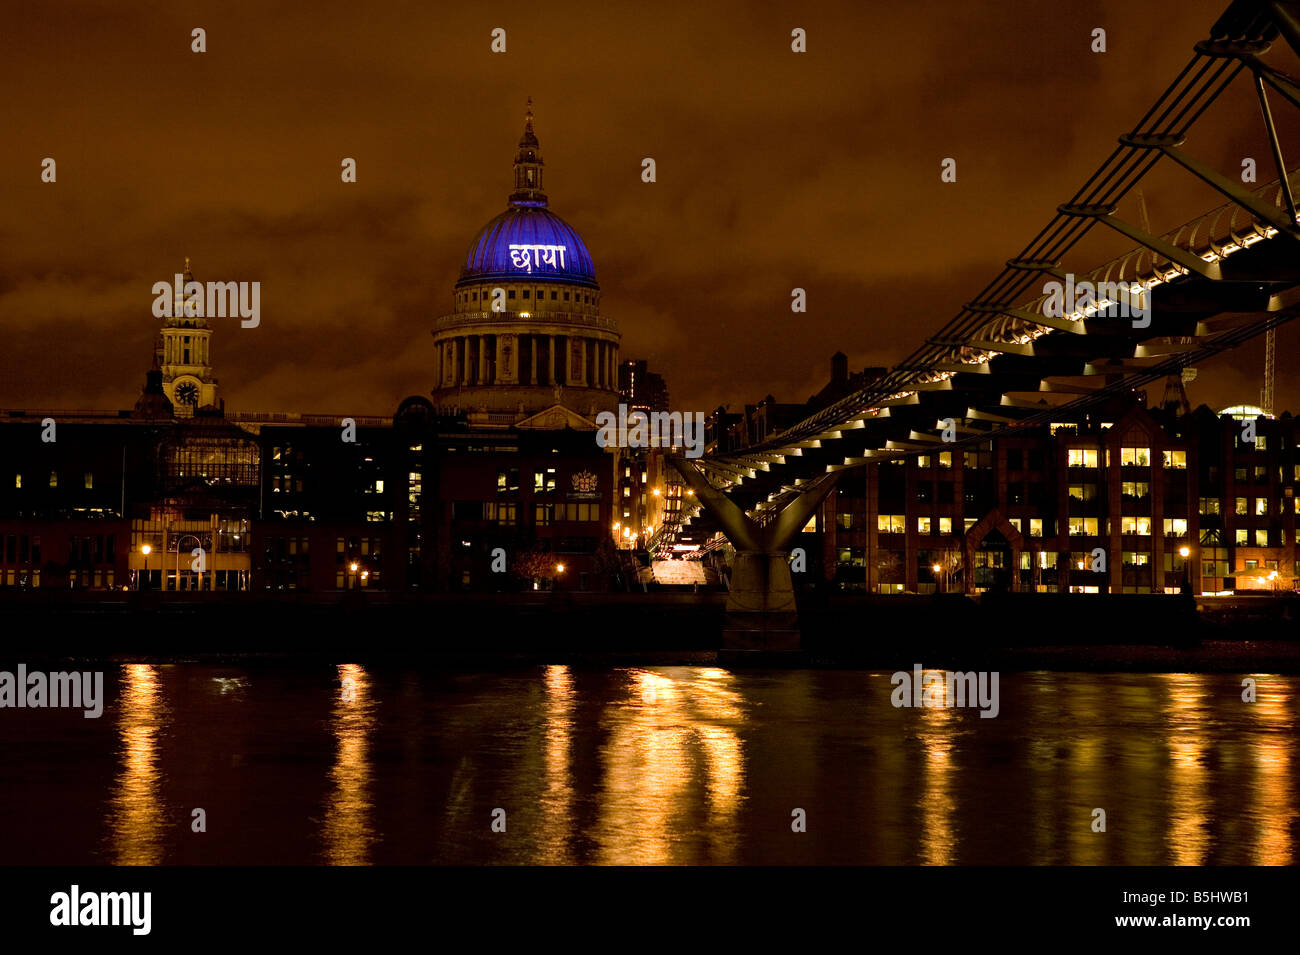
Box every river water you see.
[1,664,1295,865]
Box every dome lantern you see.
[510,97,547,208]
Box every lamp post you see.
[349,561,359,590]
[1179,545,1191,594]
[140,543,151,590]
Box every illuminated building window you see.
[1162,450,1187,468]
[917,455,930,468]
[938,517,953,534]
[14,474,20,489]
[917,517,932,534]
[1069,483,1098,503]
[1162,518,1187,536]
[49,471,58,488]
[1199,497,1220,515]
[560,503,598,522]
[1029,519,1043,537]
[1069,517,1098,536]
[84,472,93,489]
[1235,497,1248,515]
[1235,529,1249,545]
[1120,447,1151,466]
[1256,529,1268,546]
[877,514,905,534]
[1256,498,1268,516]
[1120,516,1151,535]
[938,452,952,468]
[534,503,554,526]
[1067,449,1098,468]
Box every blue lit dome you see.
[456,102,599,291]
[459,206,598,290]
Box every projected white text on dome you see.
[508,243,568,273]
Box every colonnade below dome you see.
[431,331,619,391]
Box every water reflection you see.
[1165,674,1210,866]
[322,663,377,865]
[1248,676,1294,865]
[41,667,1300,865]
[595,668,744,864]
[108,664,168,865]
[915,686,957,866]
[537,665,576,864]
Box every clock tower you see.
[158,257,219,415]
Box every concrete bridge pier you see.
[670,458,839,664]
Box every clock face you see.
[175,381,200,405]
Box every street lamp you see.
[140,544,151,590]
[932,562,942,594]
[349,561,359,590]
[1178,545,1191,593]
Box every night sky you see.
[2,0,1297,418]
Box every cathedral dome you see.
[431,102,619,419]
[455,99,598,291]
[459,206,597,289]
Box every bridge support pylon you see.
[670,458,840,664]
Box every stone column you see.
[571,338,585,386]
[548,335,556,386]
[529,335,537,385]
[496,334,517,384]
[478,335,489,385]
[462,336,471,385]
